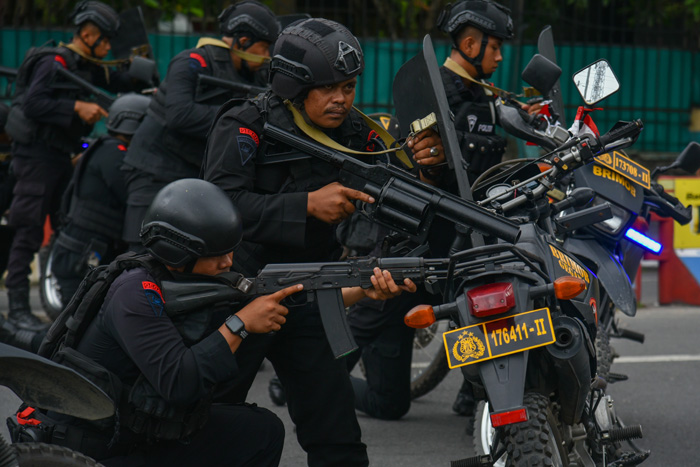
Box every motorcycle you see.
[0,342,113,466]
[399,36,653,466]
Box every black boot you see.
[452,379,476,416]
[0,312,41,352]
[7,288,49,332]
[268,376,287,406]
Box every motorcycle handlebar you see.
[598,119,644,150]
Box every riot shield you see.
[0,343,114,420]
[392,34,473,202]
[537,26,565,126]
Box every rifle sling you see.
[443,57,528,106]
[284,101,414,169]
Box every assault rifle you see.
[262,123,521,245]
[195,74,267,103]
[52,66,115,110]
[161,256,450,358]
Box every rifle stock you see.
[262,123,521,244]
[161,256,449,358]
[195,74,267,103]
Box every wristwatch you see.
[225,314,249,339]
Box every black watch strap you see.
[225,314,249,339]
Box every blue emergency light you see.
[624,228,662,254]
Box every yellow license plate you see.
[443,308,556,369]
[595,151,651,189]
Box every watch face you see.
[227,315,247,337]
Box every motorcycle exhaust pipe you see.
[546,315,593,425]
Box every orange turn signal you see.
[404,305,436,329]
[537,162,553,173]
[553,276,586,300]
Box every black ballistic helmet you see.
[140,179,243,268]
[437,0,514,41]
[70,1,120,38]
[106,93,151,136]
[269,18,364,100]
[218,0,280,43]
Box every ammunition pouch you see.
[4,105,37,144]
[123,374,210,441]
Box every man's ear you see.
[460,36,478,57]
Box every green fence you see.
[2,28,697,155]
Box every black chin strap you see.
[80,34,105,58]
[455,33,492,80]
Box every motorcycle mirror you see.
[675,141,700,174]
[573,59,620,105]
[521,54,562,97]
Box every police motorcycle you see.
[388,36,651,466]
[0,342,111,466]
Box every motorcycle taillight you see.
[466,282,515,318]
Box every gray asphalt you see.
[0,290,698,466]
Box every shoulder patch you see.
[239,127,259,146]
[117,144,127,152]
[142,281,165,316]
[189,52,207,68]
[54,55,67,68]
[237,134,257,166]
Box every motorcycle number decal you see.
[594,151,650,189]
[548,244,590,284]
[442,308,555,369]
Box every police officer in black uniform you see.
[437,0,514,184]
[51,93,151,306]
[4,1,148,332]
[120,0,280,251]
[33,179,291,465]
[201,18,439,466]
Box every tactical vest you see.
[440,67,507,178]
[142,44,238,170]
[211,93,377,275]
[37,252,211,446]
[61,136,125,241]
[6,46,93,154]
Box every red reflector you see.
[467,282,515,317]
[490,407,528,427]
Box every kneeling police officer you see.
[18,179,290,465]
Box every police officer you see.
[120,0,280,252]
[437,0,514,183]
[34,179,290,465]
[51,93,151,306]
[201,18,437,466]
[4,0,147,332]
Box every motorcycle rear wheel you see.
[474,393,569,466]
[14,442,103,466]
[410,319,450,399]
[38,236,65,321]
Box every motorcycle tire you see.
[38,236,65,321]
[596,326,613,382]
[410,319,451,400]
[14,442,103,466]
[474,393,569,467]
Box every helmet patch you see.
[335,41,362,75]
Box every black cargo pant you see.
[99,404,284,467]
[215,300,369,467]
[6,155,72,290]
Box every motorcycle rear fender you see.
[564,236,636,316]
[475,352,528,415]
